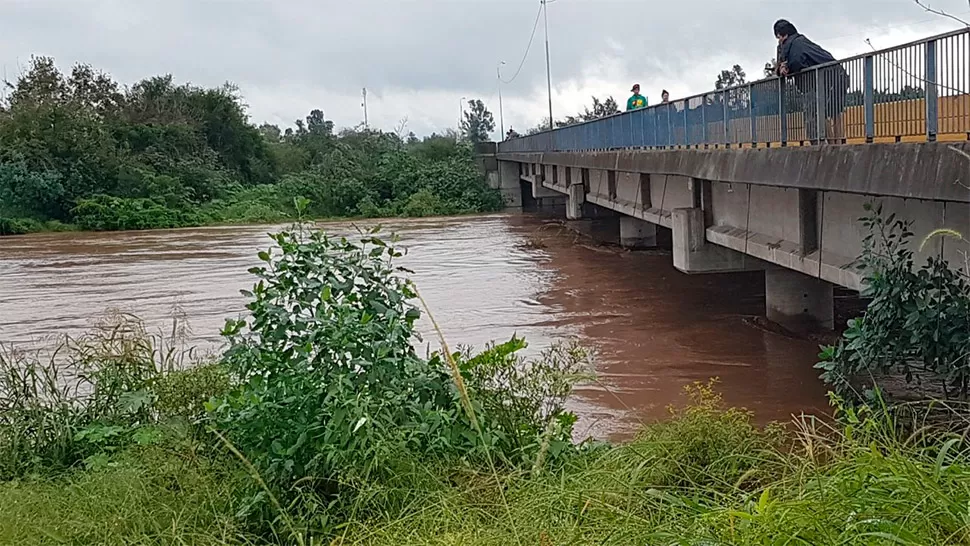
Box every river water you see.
[0,214,828,440]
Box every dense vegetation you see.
[818,204,970,402]
[0,57,502,235]
[2,213,970,544]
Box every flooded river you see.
[0,214,828,439]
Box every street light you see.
[497,61,506,138]
[541,0,554,131]
[459,96,466,134]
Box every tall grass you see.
[4,369,970,544]
[345,388,970,546]
[0,437,252,545]
[0,312,203,478]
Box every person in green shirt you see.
[626,84,648,111]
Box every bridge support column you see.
[497,161,523,210]
[566,183,585,220]
[765,269,834,331]
[619,217,656,249]
[672,208,762,273]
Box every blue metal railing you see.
[498,27,970,153]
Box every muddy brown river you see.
[0,214,828,439]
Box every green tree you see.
[715,65,747,90]
[460,99,495,143]
[558,96,620,127]
[764,59,778,78]
[0,56,502,234]
[258,123,282,142]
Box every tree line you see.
[0,57,502,235]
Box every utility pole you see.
[459,96,466,136]
[497,61,506,138]
[542,0,554,131]
[361,88,368,129]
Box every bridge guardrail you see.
[498,28,969,153]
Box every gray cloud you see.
[1,0,966,136]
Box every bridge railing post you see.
[815,67,825,144]
[748,83,756,145]
[683,100,689,147]
[864,54,875,143]
[701,93,708,145]
[667,102,674,147]
[722,90,729,146]
[779,77,789,145]
[924,39,938,142]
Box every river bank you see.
[2,348,967,545]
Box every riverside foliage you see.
[0,57,502,235]
[817,204,970,401]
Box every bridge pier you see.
[619,217,657,249]
[672,208,761,273]
[497,161,524,210]
[765,269,834,331]
[566,183,584,220]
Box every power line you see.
[500,4,543,84]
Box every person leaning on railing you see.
[774,19,850,144]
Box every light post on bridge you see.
[497,61,506,138]
[541,0,554,131]
[458,96,466,137]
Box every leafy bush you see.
[72,194,200,231]
[155,363,231,422]
[0,160,65,218]
[0,216,43,235]
[210,226,587,532]
[448,337,590,468]
[817,204,970,400]
[212,229,467,491]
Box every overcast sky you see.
[2,0,968,138]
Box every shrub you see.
[71,194,199,231]
[155,363,231,422]
[211,229,468,493]
[601,380,784,490]
[209,226,588,533]
[0,217,43,235]
[817,204,970,401]
[447,337,591,468]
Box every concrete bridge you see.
[482,28,970,331]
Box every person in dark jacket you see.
[774,19,848,143]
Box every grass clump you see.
[0,437,250,545]
[348,392,970,546]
